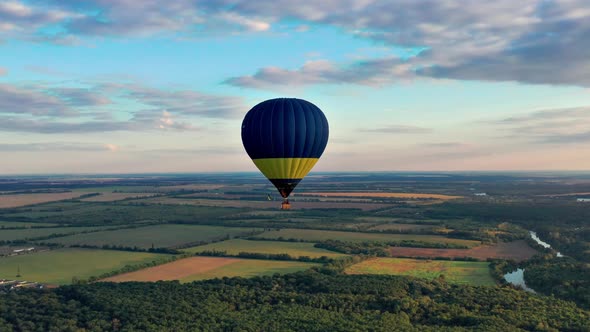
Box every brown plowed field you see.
[102,257,240,282]
[389,240,538,262]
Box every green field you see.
[0,226,110,241]
[181,259,318,282]
[0,248,165,284]
[345,258,495,286]
[255,229,480,247]
[368,223,433,231]
[0,221,59,228]
[45,224,261,249]
[183,239,346,258]
[1,203,243,225]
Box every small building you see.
[577,198,590,202]
[474,193,487,196]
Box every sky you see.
[1,0,590,174]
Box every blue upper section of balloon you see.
[241,98,329,159]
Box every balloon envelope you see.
[241,98,329,198]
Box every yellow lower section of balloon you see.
[252,158,319,179]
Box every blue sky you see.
[1,0,590,174]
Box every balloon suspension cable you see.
[281,198,291,210]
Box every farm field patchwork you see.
[0,221,59,228]
[183,239,346,258]
[255,229,480,247]
[44,224,261,249]
[389,240,538,261]
[345,258,495,286]
[0,192,84,208]
[0,226,111,241]
[298,192,463,200]
[0,248,165,285]
[141,197,389,211]
[368,223,434,231]
[2,203,241,225]
[103,256,317,282]
[80,192,157,202]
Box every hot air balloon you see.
[241,98,329,209]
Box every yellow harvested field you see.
[0,192,84,208]
[103,257,240,282]
[298,192,462,200]
[80,193,157,202]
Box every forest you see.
[1,270,588,331]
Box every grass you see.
[345,258,495,286]
[0,221,59,228]
[0,248,165,285]
[45,224,261,249]
[182,260,317,282]
[0,192,84,208]
[368,223,433,231]
[80,193,157,202]
[0,226,111,241]
[298,192,463,200]
[142,197,389,211]
[183,239,346,258]
[255,229,480,247]
[102,256,317,283]
[2,203,243,225]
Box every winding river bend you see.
[529,231,563,257]
[503,231,562,292]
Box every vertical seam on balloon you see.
[294,100,307,178]
[269,99,276,158]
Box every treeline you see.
[535,228,590,263]
[247,236,470,250]
[313,240,482,261]
[1,271,588,331]
[69,244,181,254]
[195,250,333,264]
[427,201,590,227]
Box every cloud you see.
[0,116,133,133]
[118,84,245,118]
[0,81,244,133]
[51,88,112,106]
[0,67,6,75]
[104,143,120,152]
[5,1,589,86]
[420,142,472,148]
[0,1,80,42]
[223,0,590,88]
[225,58,413,88]
[360,125,433,134]
[0,84,76,116]
[492,106,590,144]
[0,142,120,152]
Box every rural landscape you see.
[0,172,589,330]
[2,0,590,330]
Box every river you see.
[502,231,563,292]
[529,231,563,257]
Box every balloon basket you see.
[281,199,291,210]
